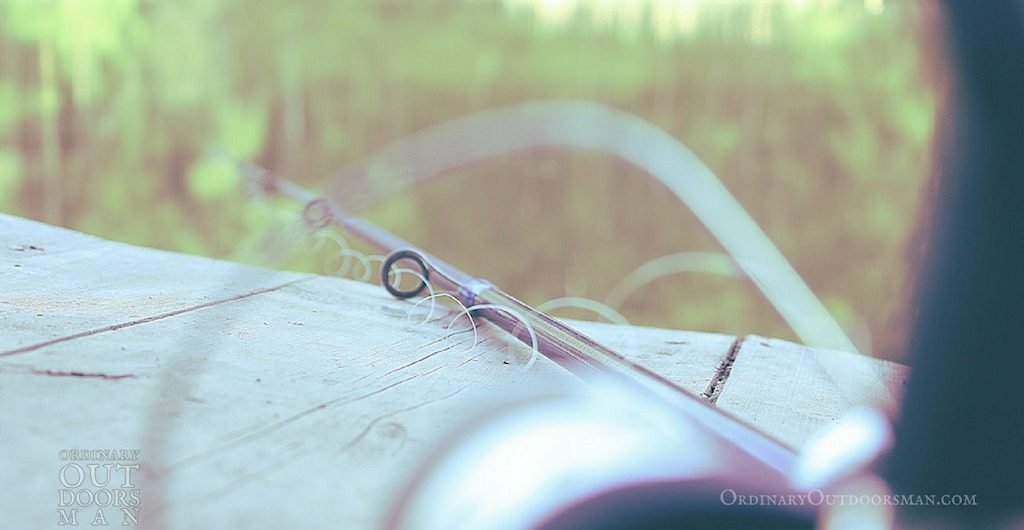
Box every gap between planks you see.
[701,335,745,403]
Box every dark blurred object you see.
[885,0,1024,525]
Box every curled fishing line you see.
[533,296,647,363]
[536,297,631,326]
[451,304,540,372]
[307,228,350,254]
[380,249,431,300]
[389,267,437,323]
[307,230,359,277]
[326,247,372,280]
[394,273,483,356]
[364,255,399,284]
[410,293,480,354]
[409,292,471,327]
[304,230,410,285]
[317,101,859,355]
[604,251,741,309]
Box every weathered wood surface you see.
[714,337,908,448]
[0,214,906,529]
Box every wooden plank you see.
[1,214,910,528]
[714,336,910,449]
[0,214,737,529]
[0,214,307,356]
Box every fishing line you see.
[307,230,357,277]
[389,267,437,322]
[410,293,480,351]
[531,296,651,366]
[315,100,858,354]
[316,246,364,279]
[452,304,540,372]
[289,218,506,366]
[398,275,531,368]
[605,251,742,309]
[363,255,396,283]
[308,229,351,255]
[536,297,631,326]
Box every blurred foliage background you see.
[0,0,936,360]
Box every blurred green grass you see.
[0,0,935,359]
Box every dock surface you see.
[0,214,906,529]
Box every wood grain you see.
[0,214,740,529]
[715,336,909,449]
[0,214,905,528]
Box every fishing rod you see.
[241,160,799,474]
[240,161,899,530]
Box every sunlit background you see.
[0,0,937,359]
